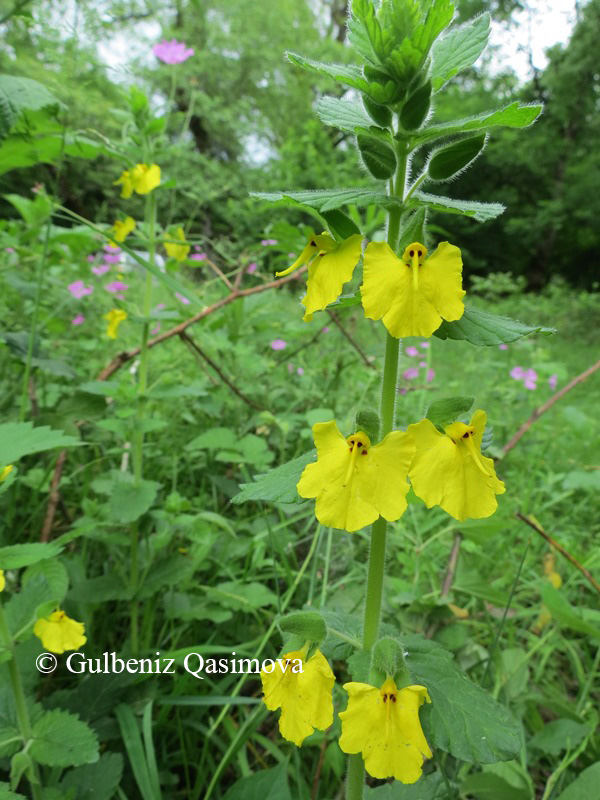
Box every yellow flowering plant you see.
[236,0,548,794]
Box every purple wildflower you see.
[261,238,278,246]
[105,281,129,293]
[499,343,508,351]
[246,262,258,274]
[190,253,206,262]
[71,314,85,326]
[297,367,304,376]
[92,264,111,276]
[405,346,419,357]
[175,292,191,305]
[153,39,195,65]
[403,367,419,380]
[548,374,558,390]
[68,280,93,299]
[270,339,286,351]
[510,366,525,381]
[426,368,435,383]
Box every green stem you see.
[130,192,157,655]
[345,133,408,800]
[0,603,43,800]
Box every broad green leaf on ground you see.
[109,478,160,524]
[0,543,63,570]
[59,752,124,800]
[403,634,521,762]
[232,450,315,505]
[4,575,56,639]
[555,762,600,800]
[286,52,396,104]
[0,422,81,463]
[186,427,238,451]
[23,559,68,606]
[30,710,99,767]
[413,103,543,147]
[461,762,532,800]
[409,191,505,222]
[0,74,59,139]
[251,188,401,213]
[434,306,555,346]
[430,13,490,91]
[210,581,277,611]
[540,584,600,638]
[366,772,448,798]
[223,760,291,800]
[315,96,373,132]
[529,718,592,754]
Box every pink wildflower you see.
[92,264,111,276]
[261,238,278,246]
[246,262,258,273]
[499,343,508,351]
[270,339,286,351]
[71,314,85,326]
[548,374,558,390]
[68,280,93,299]
[175,292,191,305]
[405,346,419,357]
[402,367,419,380]
[105,281,129,293]
[297,367,304,376]
[153,39,194,65]
[426,368,435,383]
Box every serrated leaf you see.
[109,479,160,524]
[251,188,401,213]
[409,191,504,222]
[4,575,56,639]
[24,559,68,605]
[315,96,373,132]
[366,772,449,798]
[0,422,82,463]
[232,451,314,505]
[404,634,521,762]
[428,134,486,181]
[434,306,555,346]
[286,52,396,104]
[431,13,491,91]
[0,781,28,800]
[223,761,290,800]
[0,542,63,569]
[555,762,600,800]
[427,396,474,429]
[0,75,59,141]
[414,102,543,146]
[59,752,124,800]
[30,710,99,767]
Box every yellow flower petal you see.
[339,677,432,783]
[112,216,136,243]
[302,234,363,320]
[131,163,161,195]
[114,169,134,199]
[0,570,5,592]
[408,412,505,521]
[0,465,13,483]
[165,227,190,262]
[297,421,414,532]
[33,611,86,654]
[361,240,465,338]
[260,648,334,746]
[103,309,127,340]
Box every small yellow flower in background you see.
[0,570,5,592]
[407,411,505,522]
[104,309,127,339]
[533,552,562,633]
[33,610,87,654]
[276,232,363,321]
[112,216,136,243]
[297,420,415,532]
[260,646,334,746]
[361,240,465,338]
[0,465,13,483]
[114,164,161,198]
[165,227,190,262]
[339,676,432,783]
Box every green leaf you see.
[529,718,591,755]
[115,705,160,800]
[232,451,314,505]
[397,208,427,252]
[213,581,277,611]
[30,710,99,767]
[0,543,63,569]
[362,96,393,128]
[59,752,124,800]
[4,575,55,638]
[0,422,82,463]
[0,782,27,800]
[404,634,521,763]
[461,764,532,800]
[434,306,555,346]
[426,396,474,429]
[0,74,59,140]
[400,81,432,131]
[109,479,160,524]
[430,14,491,91]
[414,102,543,146]
[409,191,504,222]
[555,762,600,800]
[347,0,386,66]
[286,52,396,104]
[279,611,327,643]
[222,761,291,800]
[315,96,372,132]
[251,188,401,213]
[186,427,238,452]
[23,559,68,606]
[428,134,486,181]
[356,127,397,179]
[366,773,449,798]
[540,584,600,638]
[321,209,361,241]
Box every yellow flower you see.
[297,420,415,532]
[0,465,13,483]
[165,227,190,262]
[103,309,127,339]
[114,164,161,198]
[112,216,136,243]
[33,610,87,654]
[0,570,5,592]
[407,411,505,522]
[361,240,465,338]
[260,646,335,746]
[276,232,363,321]
[339,676,432,783]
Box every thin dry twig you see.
[179,331,263,411]
[502,360,600,457]
[516,512,600,594]
[326,310,376,370]
[441,533,462,597]
[40,450,67,542]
